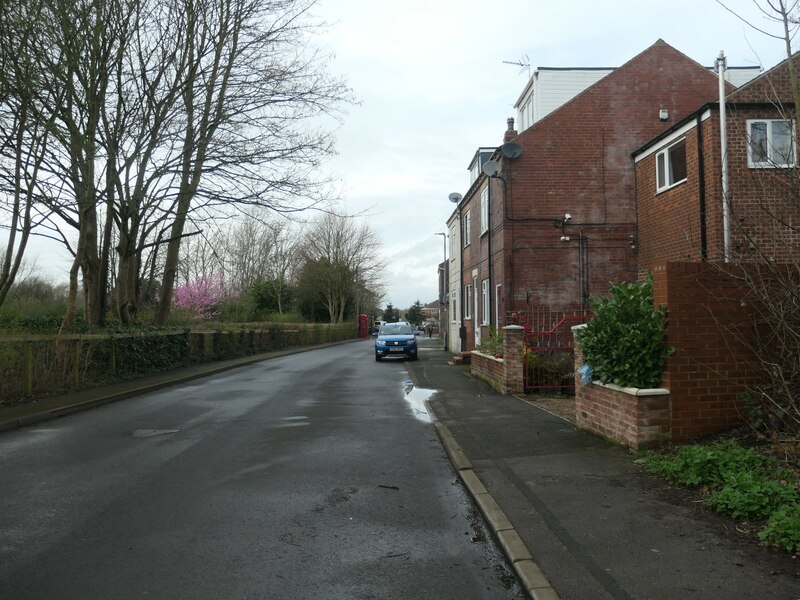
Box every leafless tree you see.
[714,0,800,434]
[152,0,349,325]
[176,211,299,305]
[0,1,59,308]
[297,213,384,324]
[0,0,351,328]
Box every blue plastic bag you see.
[578,364,592,385]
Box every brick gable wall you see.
[637,75,800,274]
[497,41,722,317]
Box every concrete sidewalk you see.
[409,338,800,600]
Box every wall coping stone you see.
[471,350,505,364]
[591,381,670,396]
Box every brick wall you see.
[637,53,800,274]
[572,262,757,447]
[471,352,507,393]
[653,262,754,441]
[469,325,525,394]
[499,41,721,316]
[573,326,671,449]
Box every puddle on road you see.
[403,380,436,423]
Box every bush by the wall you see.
[577,276,669,388]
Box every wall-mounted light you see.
[659,108,669,121]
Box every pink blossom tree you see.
[172,273,227,319]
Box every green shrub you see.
[707,472,798,520]
[478,327,504,356]
[639,440,800,554]
[759,504,800,553]
[638,440,771,488]
[577,276,669,388]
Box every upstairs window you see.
[748,119,796,168]
[463,211,472,247]
[656,138,687,192]
[480,187,489,235]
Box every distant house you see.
[445,203,462,352]
[421,301,440,322]
[452,40,753,351]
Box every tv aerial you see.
[502,54,531,77]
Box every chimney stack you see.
[504,117,518,143]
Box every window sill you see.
[656,177,687,194]
[748,162,796,169]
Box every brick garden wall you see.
[573,327,671,449]
[470,352,507,394]
[469,326,525,394]
[572,261,756,448]
[653,261,755,441]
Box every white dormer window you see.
[656,138,687,192]
[748,119,796,168]
[470,162,481,183]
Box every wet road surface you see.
[0,339,524,599]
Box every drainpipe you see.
[697,112,708,260]
[717,50,732,262]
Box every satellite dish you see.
[500,142,523,159]
[482,160,501,177]
[448,192,462,203]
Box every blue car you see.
[374,322,418,361]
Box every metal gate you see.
[514,308,590,394]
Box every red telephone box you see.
[357,314,369,338]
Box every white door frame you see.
[472,272,480,346]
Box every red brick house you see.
[457,40,731,351]
[630,52,800,441]
[635,52,800,269]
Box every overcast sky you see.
[312,0,790,309]
[16,0,793,312]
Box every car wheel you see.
[410,353,418,361]
[375,353,382,361]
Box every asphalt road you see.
[0,339,524,599]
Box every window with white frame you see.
[463,211,471,247]
[656,138,687,192]
[748,119,796,167]
[464,284,472,319]
[450,291,457,323]
[481,279,490,324]
[480,187,489,235]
